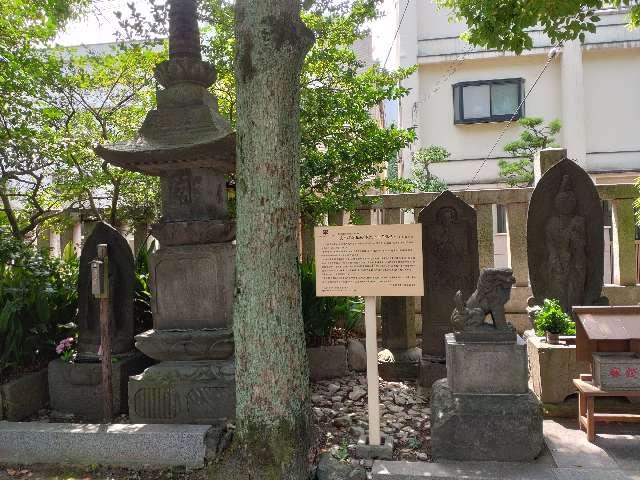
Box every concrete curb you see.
[0,422,214,468]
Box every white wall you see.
[416,54,562,185]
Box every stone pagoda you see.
[96,0,236,424]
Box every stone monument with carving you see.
[431,267,544,461]
[48,222,149,421]
[95,0,236,424]
[527,158,606,316]
[417,191,479,389]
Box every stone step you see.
[0,422,218,468]
[371,461,634,480]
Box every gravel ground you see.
[311,373,432,463]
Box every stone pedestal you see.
[129,360,235,424]
[431,334,544,461]
[431,379,543,462]
[379,296,421,380]
[132,243,236,425]
[48,354,150,422]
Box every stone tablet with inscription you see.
[315,224,423,297]
[527,158,604,313]
[419,191,479,359]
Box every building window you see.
[453,78,524,124]
[496,204,507,234]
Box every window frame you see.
[453,78,525,125]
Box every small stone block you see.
[446,333,528,394]
[0,422,214,468]
[355,434,394,460]
[417,357,446,390]
[431,379,543,462]
[48,354,150,422]
[1,368,48,421]
[308,345,347,380]
[128,359,235,424]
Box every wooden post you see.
[92,244,112,423]
[364,296,381,446]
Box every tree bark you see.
[210,2,314,479]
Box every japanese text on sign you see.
[314,224,424,297]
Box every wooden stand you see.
[573,374,640,443]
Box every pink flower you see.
[56,337,76,354]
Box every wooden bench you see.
[573,374,640,442]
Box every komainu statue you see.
[451,268,517,342]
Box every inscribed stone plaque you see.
[418,191,479,358]
[314,224,423,297]
[527,158,604,313]
[78,221,135,360]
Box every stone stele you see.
[417,191,479,388]
[48,222,149,421]
[95,0,236,424]
[527,158,605,314]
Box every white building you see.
[391,1,640,189]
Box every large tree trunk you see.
[210,2,314,479]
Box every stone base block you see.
[355,434,394,460]
[135,328,234,361]
[128,359,235,424]
[308,345,347,380]
[527,335,589,403]
[446,333,528,394]
[378,347,421,381]
[1,368,48,421]
[417,357,446,390]
[48,354,150,422]
[431,379,543,462]
[0,422,217,468]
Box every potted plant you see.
[533,298,576,345]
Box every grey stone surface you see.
[417,357,447,391]
[0,422,215,468]
[528,159,605,313]
[378,347,422,381]
[418,191,478,386]
[528,335,590,404]
[150,243,234,331]
[77,221,135,360]
[355,434,394,460]
[317,453,366,480]
[593,352,640,390]
[49,354,150,421]
[431,379,544,462]
[128,359,235,424]
[372,461,557,480]
[543,419,619,469]
[450,268,517,341]
[347,339,367,372]
[309,345,347,380]
[135,327,234,361]
[0,368,48,421]
[445,333,528,394]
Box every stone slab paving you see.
[0,422,214,468]
[372,419,640,480]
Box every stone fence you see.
[335,174,639,333]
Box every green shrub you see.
[134,239,156,334]
[299,261,363,346]
[0,232,78,378]
[533,298,576,336]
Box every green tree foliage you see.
[200,0,416,222]
[499,117,561,187]
[436,0,639,54]
[53,43,165,229]
[0,0,88,240]
[1,1,164,239]
[411,145,449,192]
